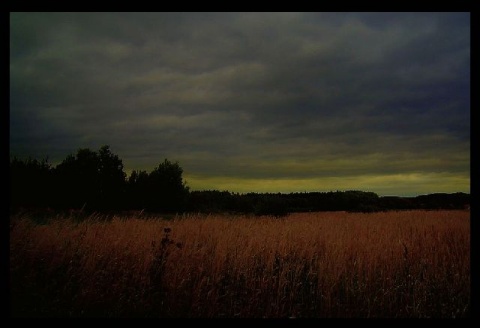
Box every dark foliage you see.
[10,146,189,213]
[10,157,53,210]
[253,194,290,217]
[127,159,189,212]
[52,146,126,211]
[10,146,470,215]
[186,190,469,215]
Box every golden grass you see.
[10,210,470,317]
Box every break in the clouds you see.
[10,12,470,196]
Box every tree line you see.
[10,145,189,213]
[188,190,470,216]
[10,145,470,215]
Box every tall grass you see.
[10,210,470,317]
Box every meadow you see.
[10,210,470,318]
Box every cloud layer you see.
[10,12,470,195]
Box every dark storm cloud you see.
[10,12,469,195]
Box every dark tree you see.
[10,157,53,210]
[53,145,127,210]
[126,159,189,212]
[54,148,101,209]
[97,145,127,209]
[147,159,190,212]
[127,170,150,210]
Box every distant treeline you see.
[188,190,470,216]
[10,145,470,215]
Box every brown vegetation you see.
[10,210,470,317]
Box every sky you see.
[10,12,470,196]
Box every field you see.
[10,210,470,318]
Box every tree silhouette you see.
[98,145,127,209]
[54,148,101,209]
[51,145,127,210]
[10,146,470,214]
[149,159,189,212]
[10,156,53,210]
[129,159,189,212]
[127,170,149,210]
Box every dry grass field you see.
[10,210,470,317]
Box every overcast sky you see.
[10,12,470,196]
